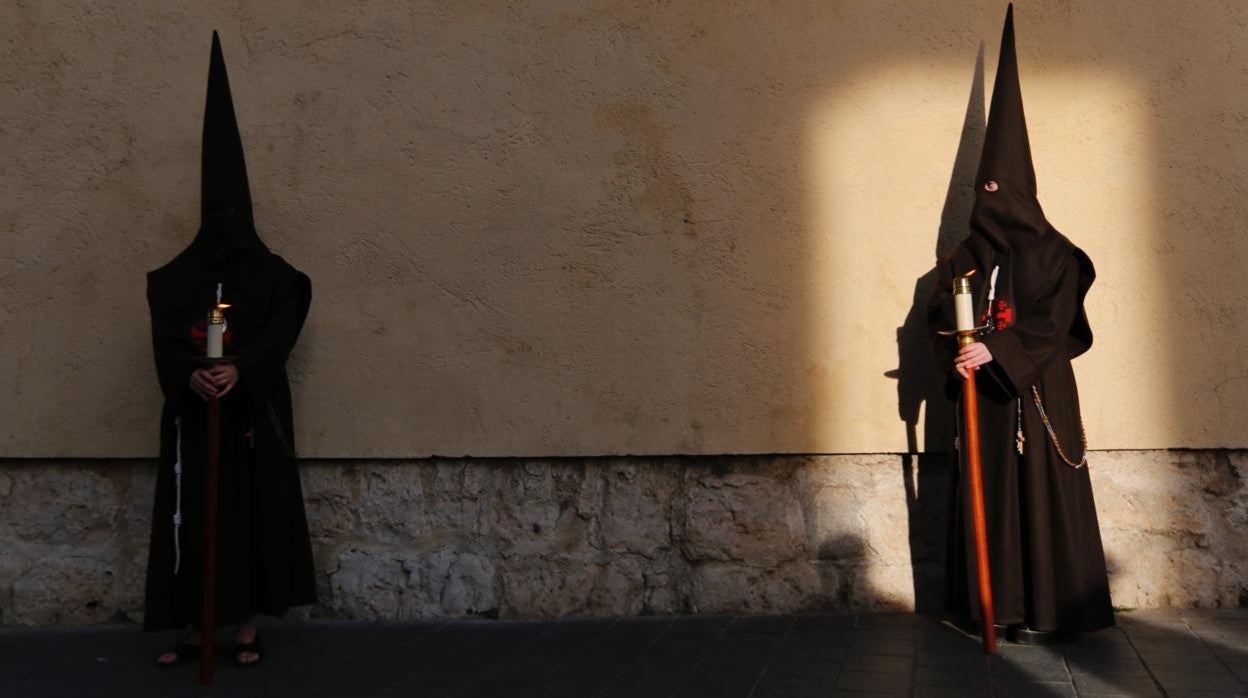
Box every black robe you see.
[143,31,317,631]
[143,252,316,631]
[928,236,1114,633]
[926,4,1113,634]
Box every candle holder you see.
[937,325,991,347]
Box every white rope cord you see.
[172,416,184,574]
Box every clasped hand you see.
[190,364,239,400]
[954,342,993,378]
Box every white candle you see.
[955,291,975,331]
[207,282,227,358]
[207,320,224,358]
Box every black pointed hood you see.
[961,5,1095,356]
[969,3,1051,257]
[150,32,271,286]
[976,4,1035,201]
[967,6,1066,283]
[197,30,265,257]
[149,32,284,329]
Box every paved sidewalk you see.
[3,608,1247,697]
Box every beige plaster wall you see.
[3,1,1247,458]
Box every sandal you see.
[156,639,201,668]
[234,633,265,668]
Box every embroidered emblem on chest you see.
[981,298,1014,332]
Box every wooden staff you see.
[959,332,997,655]
[199,390,221,685]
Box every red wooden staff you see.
[958,333,997,654]
[198,297,231,685]
[199,387,221,685]
[949,273,996,654]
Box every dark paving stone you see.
[751,673,834,698]
[713,631,788,653]
[444,677,541,698]
[833,669,912,693]
[588,618,676,656]
[764,656,842,680]
[1152,669,1248,692]
[524,673,612,698]
[1178,609,1248,620]
[1215,648,1248,664]
[846,635,918,657]
[1070,670,1164,696]
[1137,651,1229,672]
[472,658,561,683]
[1122,608,1185,622]
[669,615,736,632]
[852,624,925,640]
[646,616,733,655]
[777,641,850,664]
[551,656,631,678]
[916,647,991,669]
[991,654,1071,684]
[916,623,980,650]
[996,644,1068,664]
[1133,636,1213,657]
[1229,662,1248,682]
[990,679,1076,697]
[9,611,1248,697]
[841,652,914,673]
[601,668,693,698]
[914,686,989,698]
[727,615,794,636]
[510,623,613,661]
[701,648,777,670]
[1065,657,1150,677]
[674,663,764,698]
[856,612,931,627]
[914,664,990,688]
[784,627,855,647]
[792,613,856,630]
[623,653,702,673]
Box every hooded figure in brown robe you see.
[143,32,316,660]
[928,5,1114,638]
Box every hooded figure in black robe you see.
[143,32,316,636]
[928,5,1114,636]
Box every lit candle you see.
[953,274,975,332]
[206,283,230,358]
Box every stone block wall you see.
[1,451,1245,626]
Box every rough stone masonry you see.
[1,450,1246,627]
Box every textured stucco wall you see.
[4,1,1248,458]
[2,451,1245,626]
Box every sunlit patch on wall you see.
[806,63,1162,452]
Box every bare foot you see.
[157,631,201,667]
[235,616,261,666]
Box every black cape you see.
[927,5,1113,633]
[143,32,316,631]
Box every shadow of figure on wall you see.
[887,44,985,613]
